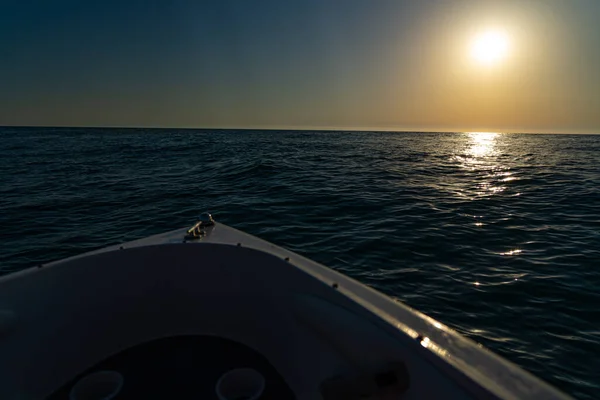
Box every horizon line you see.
[1,124,598,135]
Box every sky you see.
[1,0,599,133]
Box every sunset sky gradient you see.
[1,0,599,133]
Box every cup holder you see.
[216,368,265,400]
[69,370,123,400]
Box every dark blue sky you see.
[2,0,599,132]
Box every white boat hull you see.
[0,222,571,399]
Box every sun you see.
[470,30,509,65]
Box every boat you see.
[0,213,571,399]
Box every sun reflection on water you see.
[452,132,504,175]
[453,132,513,198]
[449,132,524,289]
[467,132,499,158]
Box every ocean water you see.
[1,127,599,398]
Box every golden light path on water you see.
[458,132,523,288]
[468,132,499,157]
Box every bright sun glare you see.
[471,30,509,65]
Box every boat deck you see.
[48,336,296,399]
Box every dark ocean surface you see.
[1,127,599,398]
